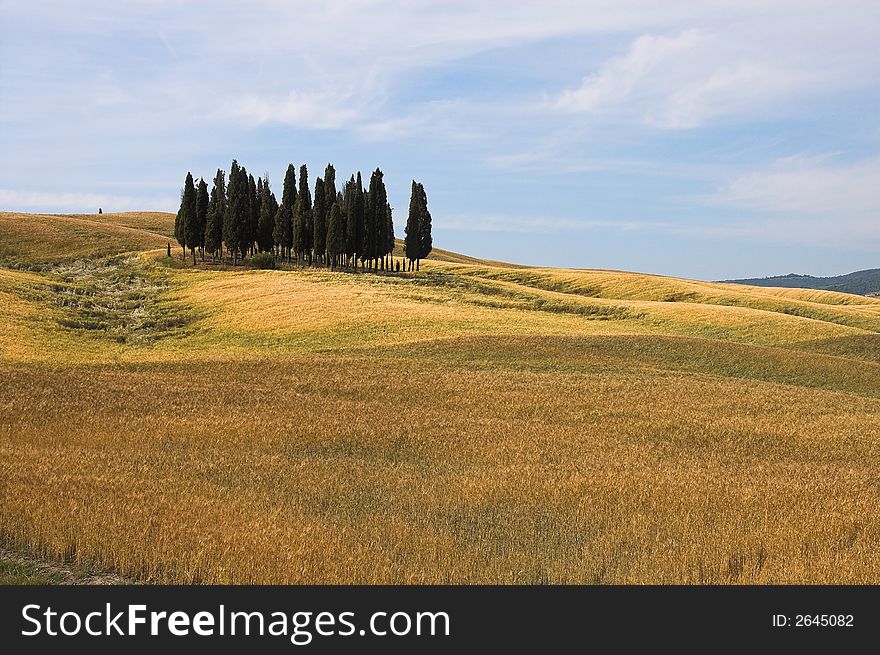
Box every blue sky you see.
[1,1,878,279]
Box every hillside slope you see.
[2,209,880,584]
[0,212,170,265]
[721,268,880,296]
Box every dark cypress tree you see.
[364,168,387,270]
[195,178,209,261]
[417,182,433,269]
[312,177,326,266]
[404,180,421,270]
[326,202,346,270]
[297,164,312,264]
[343,176,356,268]
[223,161,240,264]
[204,169,226,262]
[273,164,296,261]
[235,167,253,261]
[181,172,199,265]
[345,173,364,270]
[324,164,337,208]
[292,193,306,265]
[362,192,373,268]
[257,176,278,253]
[405,181,433,271]
[320,163,336,264]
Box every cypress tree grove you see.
[181,172,199,265]
[195,178,209,262]
[326,201,346,270]
[257,176,278,253]
[313,177,326,266]
[297,164,312,264]
[224,160,243,264]
[273,164,296,261]
[204,169,226,262]
[180,161,414,272]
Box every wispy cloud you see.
[223,91,360,129]
[711,154,880,214]
[550,28,823,129]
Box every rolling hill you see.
[1,210,879,584]
[721,268,880,296]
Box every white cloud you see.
[224,91,359,129]
[553,29,707,115]
[550,27,827,129]
[713,154,880,214]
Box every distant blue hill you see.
[719,268,880,296]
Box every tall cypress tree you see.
[405,181,433,271]
[292,193,306,265]
[326,201,346,270]
[181,172,199,265]
[257,176,278,253]
[361,174,374,268]
[417,182,432,269]
[405,180,421,269]
[320,163,336,265]
[312,177,326,266]
[224,160,241,264]
[195,178,209,262]
[343,175,357,268]
[364,168,387,270]
[205,169,226,262]
[324,164,337,209]
[235,167,252,261]
[273,164,296,261]
[297,164,312,264]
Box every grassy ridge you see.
[0,212,170,265]
[1,210,880,583]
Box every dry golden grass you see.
[64,212,176,238]
[0,212,169,265]
[1,211,880,583]
[2,345,879,583]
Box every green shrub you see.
[249,253,276,269]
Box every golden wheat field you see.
[1,211,879,583]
